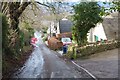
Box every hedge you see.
[66,40,120,59]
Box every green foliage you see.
[20,21,34,46]
[19,31,25,47]
[102,1,120,13]
[0,13,9,54]
[1,13,34,56]
[1,13,21,55]
[42,27,48,33]
[42,34,48,42]
[72,2,103,46]
[111,1,120,12]
[76,41,119,58]
[66,41,119,59]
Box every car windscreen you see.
[61,38,71,42]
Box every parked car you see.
[61,37,72,45]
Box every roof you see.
[59,19,73,33]
[102,12,118,40]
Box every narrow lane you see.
[39,43,79,78]
[13,31,82,78]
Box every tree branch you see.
[16,2,31,18]
[16,1,50,18]
[35,1,50,8]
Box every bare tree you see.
[1,1,51,54]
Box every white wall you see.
[56,22,60,34]
[87,23,107,42]
[47,22,56,34]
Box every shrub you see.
[42,35,48,42]
[0,13,9,55]
[67,40,119,59]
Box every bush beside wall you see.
[66,40,120,59]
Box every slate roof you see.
[59,19,73,33]
[102,12,118,40]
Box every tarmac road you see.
[13,31,86,78]
[74,48,119,78]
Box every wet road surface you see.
[13,32,85,78]
[14,47,44,78]
[39,43,80,78]
[14,43,78,78]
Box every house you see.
[56,18,73,39]
[56,18,73,34]
[87,12,118,42]
[47,18,73,38]
[87,23,107,42]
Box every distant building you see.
[47,18,73,37]
[56,18,73,34]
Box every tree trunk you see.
[1,1,49,54]
[1,2,31,54]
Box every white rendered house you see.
[87,23,107,42]
[87,12,118,42]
